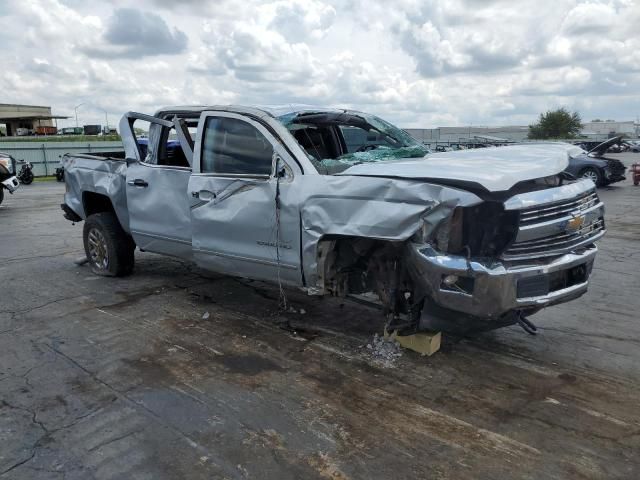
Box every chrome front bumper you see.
[407,243,598,319]
[1,176,19,193]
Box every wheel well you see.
[316,236,406,296]
[82,191,116,217]
[317,235,421,321]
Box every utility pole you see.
[98,108,109,133]
[74,103,85,128]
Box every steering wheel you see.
[355,144,379,153]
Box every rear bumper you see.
[1,176,19,193]
[61,203,82,222]
[407,243,598,319]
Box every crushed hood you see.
[338,144,571,192]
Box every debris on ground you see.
[385,329,442,357]
[365,333,403,367]
[202,311,210,320]
[74,256,88,266]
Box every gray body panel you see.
[297,175,481,289]
[62,154,130,231]
[126,163,193,259]
[189,174,303,285]
[340,143,571,192]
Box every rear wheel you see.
[83,212,135,276]
[20,170,34,185]
[579,167,601,186]
[0,188,4,205]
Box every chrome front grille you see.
[505,219,604,258]
[519,191,599,226]
[503,187,605,261]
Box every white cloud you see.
[0,0,638,129]
[561,2,618,35]
[83,8,189,58]
[267,0,336,41]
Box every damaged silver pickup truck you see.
[61,106,605,333]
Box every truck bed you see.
[67,151,127,161]
[62,152,130,230]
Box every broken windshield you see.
[278,110,430,174]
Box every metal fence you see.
[0,141,124,176]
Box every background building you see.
[0,103,68,136]
[406,121,640,148]
[581,120,639,138]
[405,126,530,147]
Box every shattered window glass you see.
[278,111,430,174]
[339,126,391,153]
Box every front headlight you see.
[534,175,561,187]
[0,157,12,174]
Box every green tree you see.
[528,108,583,139]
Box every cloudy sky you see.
[1,0,639,128]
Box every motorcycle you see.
[0,153,20,206]
[17,160,34,185]
[55,158,64,182]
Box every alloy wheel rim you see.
[87,228,109,270]
[582,170,598,183]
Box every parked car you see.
[0,153,20,205]
[61,106,605,335]
[435,145,454,152]
[565,137,626,186]
[136,138,182,161]
[16,128,32,136]
[627,141,640,153]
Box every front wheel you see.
[20,170,34,185]
[0,188,4,205]
[83,212,135,276]
[579,167,601,186]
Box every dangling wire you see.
[275,157,288,312]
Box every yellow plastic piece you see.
[384,328,442,356]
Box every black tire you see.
[83,212,135,277]
[20,170,34,185]
[579,167,601,186]
[0,188,4,206]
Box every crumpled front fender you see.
[298,175,483,289]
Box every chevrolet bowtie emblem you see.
[567,215,585,232]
